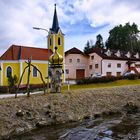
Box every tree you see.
[106,22,140,52]
[8,75,18,93]
[95,34,104,48]
[83,40,91,53]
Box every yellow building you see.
[0,4,64,86]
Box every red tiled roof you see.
[0,45,52,61]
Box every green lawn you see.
[62,79,140,91]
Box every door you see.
[76,69,85,79]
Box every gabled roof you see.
[65,47,88,57]
[50,4,60,34]
[0,45,52,61]
[88,47,140,61]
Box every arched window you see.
[50,38,52,46]
[58,37,61,45]
[7,66,12,78]
[33,67,37,77]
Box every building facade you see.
[0,5,64,86]
[65,47,140,79]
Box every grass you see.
[62,79,140,91]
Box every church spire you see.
[51,4,59,33]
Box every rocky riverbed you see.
[0,85,140,139]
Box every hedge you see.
[76,74,140,85]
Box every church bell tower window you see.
[58,37,61,45]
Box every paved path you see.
[0,91,44,99]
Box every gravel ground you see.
[0,85,140,139]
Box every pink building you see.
[65,47,89,80]
[65,47,140,80]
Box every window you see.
[95,64,98,69]
[6,66,12,78]
[116,72,121,77]
[33,67,37,77]
[50,38,52,46]
[69,59,72,63]
[65,69,69,74]
[77,59,80,63]
[117,63,121,68]
[91,55,94,60]
[136,64,140,68]
[58,37,61,45]
[106,72,112,76]
[108,63,111,68]
[89,65,92,69]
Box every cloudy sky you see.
[0,0,140,55]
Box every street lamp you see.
[33,27,49,33]
[33,27,50,93]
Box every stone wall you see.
[0,85,140,139]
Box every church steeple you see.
[51,4,59,33]
[48,3,64,64]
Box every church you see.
[0,5,64,86]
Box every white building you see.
[65,47,140,79]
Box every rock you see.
[83,115,90,120]
[102,130,113,136]
[14,127,25,134]
[26,111,32,117]
[123,102,139,114]
[16,110,24,117]
[36,121,47,128]
[45,110,51,115]
[94,113,101,119]
[102,111,122,117]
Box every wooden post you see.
[27,58,31,97]
[15,58,46,98]
[68,77,70,91]
[15,66,28,98]
[30,64,46,94]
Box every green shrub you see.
[8,75,18,93]
[124,74,138,80]
[137,73,140,79]
[76,76,118,85]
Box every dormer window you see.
[105,49,111,56]
[126,52,131,58]
[115,50,121,57]
[134,52,139,58]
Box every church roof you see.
[0,45,52,61]
[50,4,60,33]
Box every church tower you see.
[48,4,64,58]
